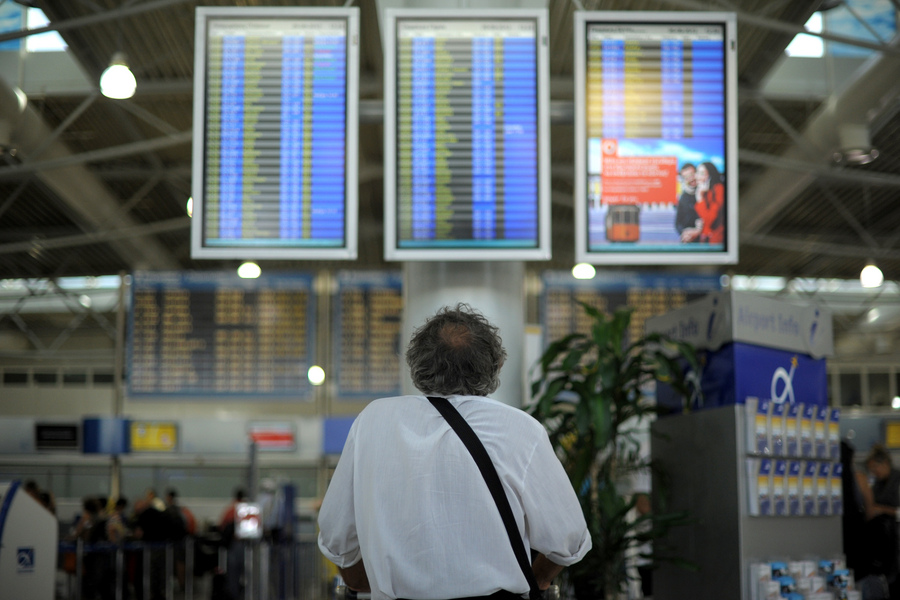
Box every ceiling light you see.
[834,123,879,165]
[186,197,193,218]
[860,262,884,288]
[867,308,881,323]
[893,396,900,410]
[237,262,261,279]
[308,365,326,386]
[100,52,136,99]
[572,263,596,280]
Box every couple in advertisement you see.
[674,161,724,245]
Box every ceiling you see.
[0,1,898,285]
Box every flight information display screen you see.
[384,10,551,261]
[574,13,738,265]
[192,7,358,260]
[128,271,315,399]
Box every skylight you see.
[785,12,824,57]
[26,8,67,53]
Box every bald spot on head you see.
[439,323,473,349]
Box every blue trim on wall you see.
[0,479,21,564]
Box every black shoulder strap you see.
[427,396,542,600]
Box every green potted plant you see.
[529,303,700,600]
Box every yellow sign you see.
[130,421,177,452]
[886,422,900,449]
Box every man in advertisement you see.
[675,162,700,243]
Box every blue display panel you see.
[574,13,738,265]
[541,270,721,347]
[192,8,359,260]
[333,271,403,399]
[384,10,551,261]
[128,271,315,399]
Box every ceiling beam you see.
[0,216,190,256]
[0,0,193,44]
[0,78,180,270]
[738,35,900,235]
[742,233,900,260]
[657,0,900,55]
[0,130,191,179]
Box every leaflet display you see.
[128,271,315,399]
[191,7,359,260]
[384,10,551,261]
[574,12,738,265]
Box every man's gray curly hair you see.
[406,303,507,397]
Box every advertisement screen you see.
[575,13,738,265]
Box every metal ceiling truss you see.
[0,278,118,360]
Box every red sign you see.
[248,422,295,451]
[601,141,678,206]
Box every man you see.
[318,304,591,600]
[674,162,701,243]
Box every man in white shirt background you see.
[318,304,591,600]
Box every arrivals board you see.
[541,271,721,347]
[128,271,315,398]
[574,12,738,265]
[191,7,359,260]
[334,271,403,399]
[384,10,551,261]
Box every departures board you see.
[574,12,738,265]
[384,10,551,261]
[128,271,315,398]
[192,7,359,260]
[541,271,721,347]
[333,272,403,399]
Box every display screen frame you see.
[383,8,552,262]
[574,11,738,266]
[191,6,359,260]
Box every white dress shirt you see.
[318,394,591,600]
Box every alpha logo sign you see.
[16,547,34,573]
[771,356,798,405]
[658,344,827,412]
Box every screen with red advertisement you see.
[574,12,738,265]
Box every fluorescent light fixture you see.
[100,52,137,99]
[237,262,261,279]
[861,262,884,288]
[572,263,596,280]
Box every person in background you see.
[318,304,591,600]
[132,489,171,600]
[166,488,197,536]
[219,488,247,600]
[693,161,725,245]
[23,479,57,515]
[106,497,130,544]
[165,488,193,589]
[219,488,246,536]
[842,441,890,600]
[865,444,900,597]
[69,497,109,600]
[674,162,700,243]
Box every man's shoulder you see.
[355,395,425,422]
[459,396,545,431]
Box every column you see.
[402,262,525,408]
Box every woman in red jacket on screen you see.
[694,161,725,244]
